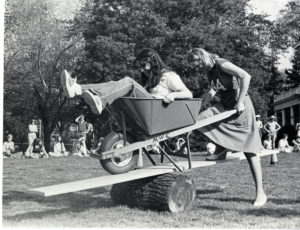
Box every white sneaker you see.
[61,70,81,98]
[82,90,103,115]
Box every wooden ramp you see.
[28,161,216,197]
[28,149,279,197]
[226,149,279,160]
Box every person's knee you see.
[198,108,215,119]
[123,76,134,84]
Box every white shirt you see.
[150,71,187,99]
[54,142,66,154]
[263,140,272,150]
[207,142,216,153]
[3,141,15,153]
[278,139,289,148]
[29,124,38,133]
[256,120,263,129]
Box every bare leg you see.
[244,152,267,206]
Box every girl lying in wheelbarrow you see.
[61,48,193,115]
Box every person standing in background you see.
[264,115,281,149]
[25,119,38,156]
[85,118,94,151]
[256,115,263,139]
[75,115,88,141]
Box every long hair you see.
[135,48,168,91]
[188,48,218,70]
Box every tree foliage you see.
[4,0,83,150]
[72,0,289,121]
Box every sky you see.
[249,0,294,70]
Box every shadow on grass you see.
[3,188,117,221]
[196,188,223,195]
[241,208,300,217]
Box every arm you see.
[163,72,193,103]
[200,88,216,112]
[264,123,270,133]
[275,122,281,132]
[62,143,66,152]
[220,62,251,113]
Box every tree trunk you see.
[110,172,196,213]
[42,119,52,152]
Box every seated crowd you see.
[2,134,100,158]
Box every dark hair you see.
[282,134,288,138]
[135,48,168,91]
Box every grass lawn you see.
[2,152,300,228]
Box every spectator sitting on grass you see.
[25,139,49,158]
[296,123,300,138]
[72,136,89,157]
[292,136,300,152]
[278,134,293,153]
[49,136,70,157]
[263,135,272,150]
[3,134,15,158]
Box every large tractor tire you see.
[99,131,139,174]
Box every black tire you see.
[100,131,139,174]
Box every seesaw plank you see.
[28,161,216,197]
[226,149,279,160]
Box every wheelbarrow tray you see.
[111,97,202,136]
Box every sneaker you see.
[82,90,103,115]
[206,149,227,161]
[61,70,81,98]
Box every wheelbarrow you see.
[90,97,236,174]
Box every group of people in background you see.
[255,115,300,153]
[3,116,98,159]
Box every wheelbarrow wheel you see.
[100,131,139,174]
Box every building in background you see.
[274,86,300,127]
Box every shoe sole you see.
[82,91,102,115]
[60,70,72,98]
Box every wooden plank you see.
[99,109,237,159]
[28,161,216,197]
[226,149,280,160]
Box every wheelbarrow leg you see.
[185,132,192,169]
[158,146,183,172]
[142,147,157,166]
[121,112,127,146]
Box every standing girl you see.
[25,119,38,156]
[188,48,267,207]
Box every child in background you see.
[292,136,300,152]
[49,136,70,157]
[3,134,15,158]
[263,135,273,150]
[26,139,49,158]
[278,134,293,153]
[72,137,89,157]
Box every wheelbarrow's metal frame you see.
[90,108,237,172]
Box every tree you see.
[4,0,83,151]
[285,48,300,88]
[72,0,289,125]
[279,0,300,89]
